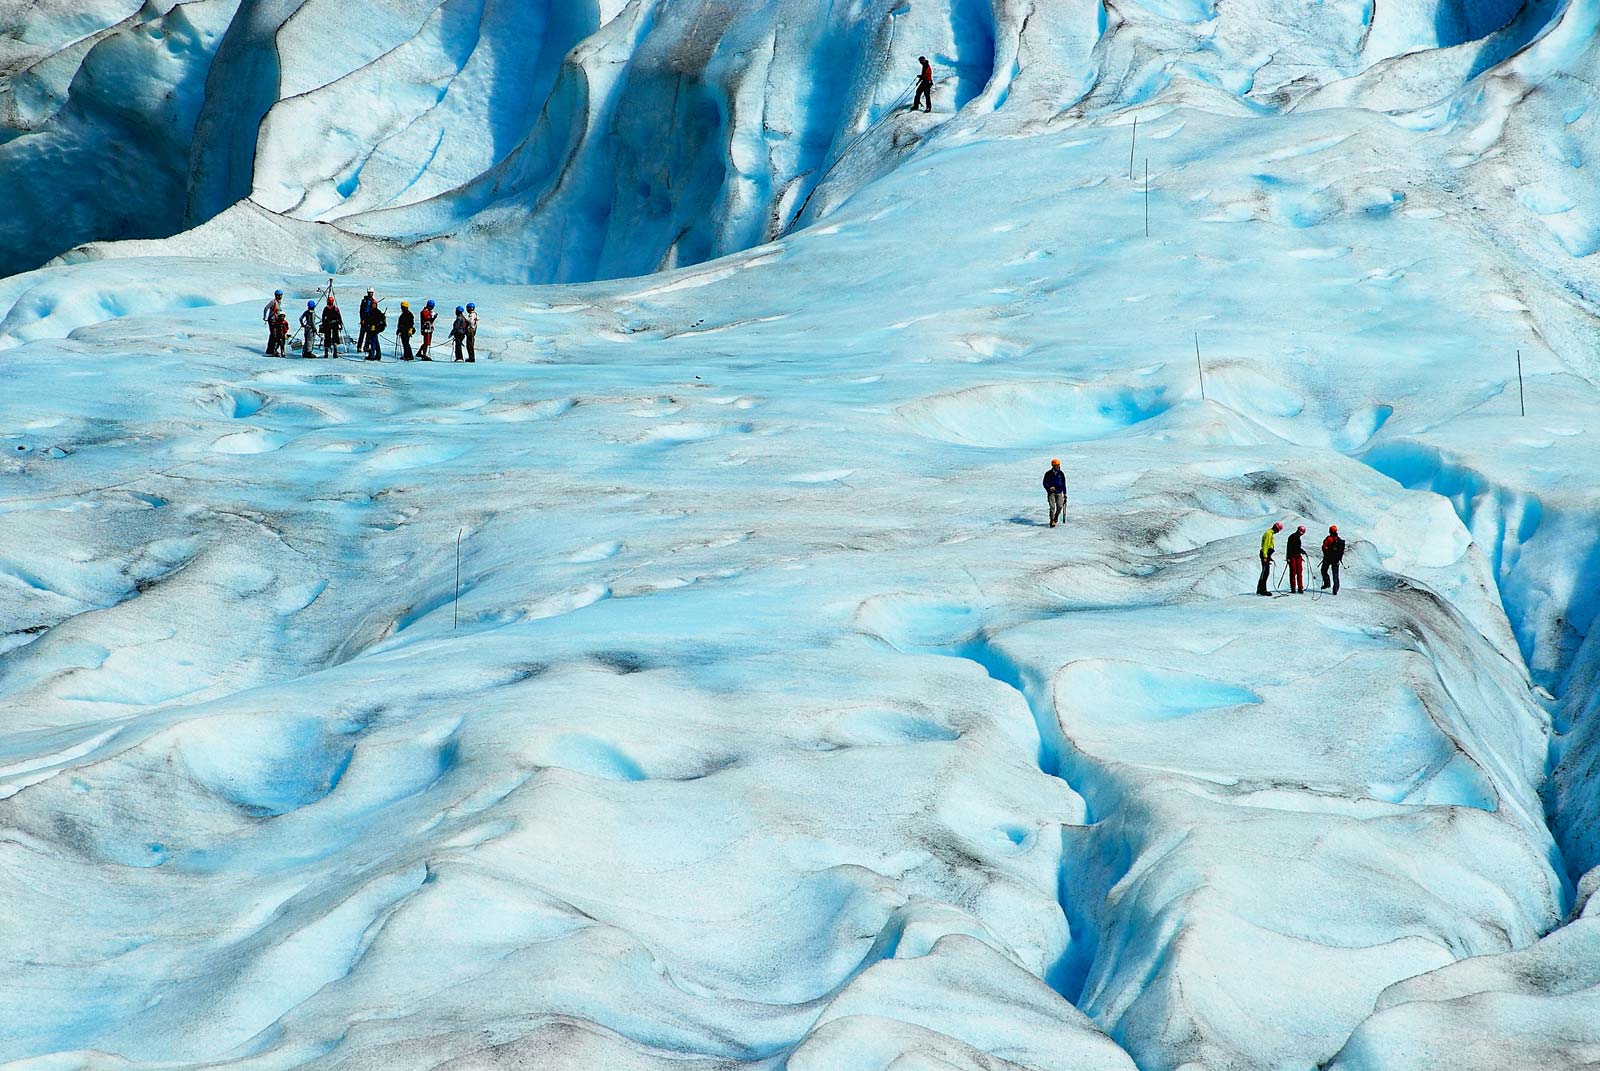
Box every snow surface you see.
[5,2,1600,1070]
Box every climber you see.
[1257,521,1283,597]
[450,305,469,362]
[465,301,479,363]
[364,299,386,361]
[418,299,437,360]
[1321,525,1345,595]
[358,288,377,353]
[262,289,283,355]
[913,56,934,112]
[397,301,415,361]
[299,300,317,359]
[320,297,344,358]
[1043,458,1067,528]
[269,308,290,358]
[1286,525,1307,594]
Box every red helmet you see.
[1296,526,1306,533]
[1272,522,1284,531]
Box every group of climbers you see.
[1258,521,1345,596]
[1041,460,1349,596]
[262,289,480,363]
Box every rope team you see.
[261,288,480,363]
[1043,459,1350,597]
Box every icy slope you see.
[7,0,1591,280]
[7,2,1600,1071]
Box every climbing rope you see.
[782,74,940,234]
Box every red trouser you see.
[1289,555,1304,593]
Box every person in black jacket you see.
[397,301,415,361]
[1320,526,1345,595]
[299,301,317,358]
[450,305,469,362]
[320,298,344,358]
[1043,458,1067,528]
[358,289,376,353]
[364,301,384,361]
[1287,525,1307,594]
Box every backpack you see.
[371,309,387,332]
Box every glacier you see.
[3,1,1600,1069]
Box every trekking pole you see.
[1516,349,1525,416]
[1195,332,1206,401]
[1129,116,1137,181]
[454,529,463,629]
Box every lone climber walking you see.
[1258,521,1283,597]
[913,56,934,112]
[1321,525,1345,595]
[1043,459,1067,528]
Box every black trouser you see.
[466,332,475,362]
[400,332,413,360]
[1257,556,1272,596]
[914,81,932,111]
[323,328,338,358]
[1321,560,1340,594]
[453,335,465,361]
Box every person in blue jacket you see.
[1043,459,1067,528]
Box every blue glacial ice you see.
[4,2,1600,1070]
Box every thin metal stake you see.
[1195,332,1206,400]
[1129,116,1137,181]
[454,528,463,629]
[1144,159,1150,237]
[1517,349,1525,416]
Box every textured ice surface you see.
[4,2,1600,1070]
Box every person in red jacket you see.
[1321,526,1345,595]
[269,309,290,358]
[418,299,437,360]
[914,56,934,112]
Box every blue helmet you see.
[307,300,316,309]
[466,302,475,310]
[456,305,464,313]
[274,289,283,297]
[425,299,435,309]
